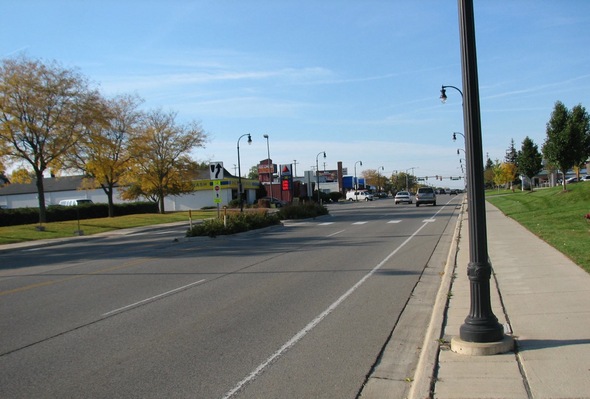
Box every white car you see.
[394,191,412,204]
[346,190,374,201]
[582,175,590,182]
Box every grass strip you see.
[486,183,590,274]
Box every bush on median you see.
[186,202,329,237]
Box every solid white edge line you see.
[221,219,433,399]
[102,279,206,316]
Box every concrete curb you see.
[407,201,465,399]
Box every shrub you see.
[186,211,281,237]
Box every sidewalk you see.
[422,203,590,398]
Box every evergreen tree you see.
[517,136,543,191]
[542,101,590,190]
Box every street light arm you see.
[440,85,464,103]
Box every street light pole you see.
[456,0,506,345]
[237,133,252,212]
[315,151,326,202]
[377,166,384,192]
[405,167,416,191]
[354,161,362,190]
[263,134,272,198]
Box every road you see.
[0,195,462,398]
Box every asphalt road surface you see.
[0,195,462,398]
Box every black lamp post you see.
[354,161,362,190]
[377,166,384,192]
[454,0,505,343]
[263,134,273,197]
[237,133,252,212]
[315,151,326,202]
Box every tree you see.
[517,136,543,191]
[484,157,495,189]
[0,56,98,222]
[120,109,207,213]
[68,93,144,217]
[0,161,9,186]
[248,165,259,180]
[501,162,517,190]
[542,101,590,190]
[9,167,34,184]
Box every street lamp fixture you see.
[354,161,362,190]
[453,131,465,142]
[237,133,252,212]
[315,151,326,202]
[440,85,463,103]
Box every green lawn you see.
[0,210,218,245]
[486,183,590,273]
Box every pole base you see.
[451,335,514,356]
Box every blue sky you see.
[3,1,590,188]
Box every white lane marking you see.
[102,279,206,316]
[422,219,436,223]
[327,230,346,237]
[153,230,179,235]
[387,220,402,224]
[319,222,334,225]
[352,221,368,225]
[221,218,432,399]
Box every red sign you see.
[282,179,290,191]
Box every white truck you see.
[346,190,374,201]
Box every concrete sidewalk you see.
[421,203,590,398]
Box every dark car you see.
[415,187,436,207]
[259,197,287,207]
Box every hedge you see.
[0,202,158,227]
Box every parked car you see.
[566,177,579,183]
[415,187,437,207]
[582,175,590,182]
[449,189,459,195]
[58,199,93,206]
[346,190,374,201]
[259,197,287,207]
[394,191,412,204]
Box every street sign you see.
[209,162,224,180]
[280,164,292,176]
[213,180,222,203]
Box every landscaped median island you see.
[486,182,590,274]
[186,202,329,237]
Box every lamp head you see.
[263,134,269,139]
[323,152,326,158]
[457,149,460,155]
[247,134,252,144]
[452,132,457,141]
[440,86,447,103]
[360,161,363,166]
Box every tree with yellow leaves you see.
[68,93,144,217]
[0,56,98,222]
[120,109,207,213]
